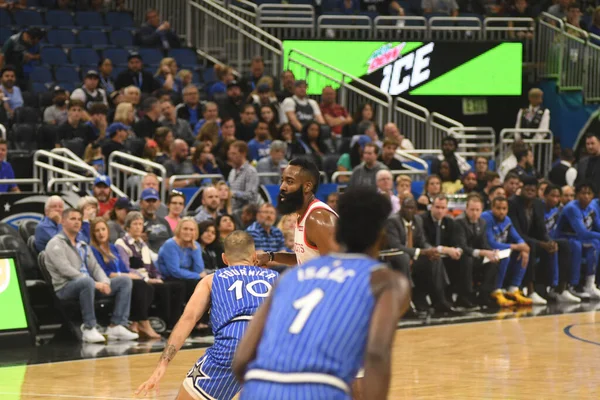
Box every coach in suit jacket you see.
[385,197,453,312]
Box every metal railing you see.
[317,15,373,40]
[169,174,226,188]
[483,17,535,65]
[429,112,464,150]
[584,37,600,102]
[448,127,496,159]
[257,4,315,39]
[393,97,430,150]
[108,151,167,203]
[228,0,259,24]
[374,16,428,41]
[124,0,188,38]
[331,169,427,184]
[396,149,429,172]
[499,128,553,174]
[428,17,483,41]
[0,178,41,189]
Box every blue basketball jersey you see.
[244,254,385,394]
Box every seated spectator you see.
[90,218,160,339]
[378,139,405,171]
[195,186,224,223]
[560,184,575,206]
[431,136,471,182]
[376,169,400,214]
[281,80,325,132]
[114,101,136,127]
[237,204,258,230]
[549,148,577,187]
[164,139,195,188]
[481,171,501,207]
[349,143,387,188]
[115,52,160,94]
[396,174,412,198]
[475,156,488,191]
[503,172,521,198]
[44,208,138,343]
[154,126,174,165]
[71,70,108,108]
[246,203,285,252]
[487,185,506,210]
[137,8,180,49]
[35,196,68,252]
[509,147,540,179]
[191,142,223,183]
[58,100,87,143]
[177,69,193,88]
[123,86,142,112]
[227,141,259,214]
[248,121,272,162]
[422,0,459,15]
[98,58,115,95]
[279,123,309,160]
[133,97,162,140]
[337,0,360,13]
[194,102,220,137]
[155,57,182,94]
[459,171,478,194]
[161,99,195,146]
[92,175,116,217]
[209,64,235,100]
[383,123,414,157]
[320,86,351,136]
[361,0,405,17]
[132,173,168,218]
[417,174,442,211]
[198,220,225,272]
[107,197,130,243]
[358,120,382,149]
[277,70,295,102]
[0,139,19,193]
[0,27,43,87]
[78,195,99,244]
[537,179,549,199]
[43,86,69,125]
[215,181,233,215]
[157,217,206,299]
[249,81,280,118]
[140,188,173,253]
[439,159,463,195]
[257,140,288,185]
[345,103,381,138]
[194,121,220,152]
[102,123,129,166]
[589,6,600,44]
[515,88,550,138]
[325,192,339,212]
[177,85,202,128]
[241,56,274,95]
[165,190,185,232]
[548,0,569,20]
[301,120,335,169]
[217,214,236,241]
[235,104,258,142]
[481,197,532,306]
[82,103,108,145]
[258,104,280,139]
[218,81,245,123]
[0,66,23,118]
[509,0,534,39]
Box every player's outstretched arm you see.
[232,292,275,382]
[363,269,411,399]
[135,274,214,397]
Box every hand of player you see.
[135,363,167,397]
[447,247,462,260]
[256,250,271,266]
[519,251,529,268]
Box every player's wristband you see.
[268,251,275,262]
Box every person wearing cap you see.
[115,52,160,94]
[43,86,69,125]
[281,79,325,132]
[71,70,108,109]
[0,65,23,119]
[249,81,280,117]
[139,188,173,253]
[160,98,195,147]
[133,97,162,140]
[93,175,117,217]
[217,80,245,123]
[0,27,44,86]
[107,197,131,243]
[102,122,130,167]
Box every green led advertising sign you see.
[0,258,29,331]
[283,40,522,96]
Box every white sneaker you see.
[584,285,600,300]
[529,291,547,305]
[81,324,106,343]
[547,289,558,300]
[106,325,139,341]
[569,285,590,299]
[554,289,582,303]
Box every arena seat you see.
[19,220,39,244]
[30,65,53,83]
[45,10,76,28]
[103,48,129,66]
[9,123,38,151]
[109,30,134,47]
[0,234,40,280]
[168,48,198,67]
[12,10,44,27]
[70,48,100,70]
[138,48,164,66]
[55,66,80,83]
[0,27,13,44]
[105,12,134,29]
[0,222,18,237]
[47,29,77,47]
[0,9,12,26]
[41,47,70,66]
[78,30,110,48]
[13,106,41,124]
[74,11,105,28]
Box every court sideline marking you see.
[0,392,141,400]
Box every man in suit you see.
[114,52,160,94]
[575,132,600,192]
[454,194,500,308]
[385,197,453,313]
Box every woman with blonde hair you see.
[177,69,193,88]
[114,101,135,126]
[215,180,233,215]
[208,64,235,98]
[417,174,442,211]
[195,120,220,149]
[155,57,182,93]
[78,195,99,243]
[154,126,174,165]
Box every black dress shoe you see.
[455,295,478,310]
[433,300,462,314]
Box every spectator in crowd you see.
[498,140,526,181]
[71,70,108,108]
[439,159,463,195]
[378,139,405,171]
[417,174,442,211]
[157,217,206,299]
[218,81,245,123]
[423,0,458,15]
[487,185,506,210]
[385,197,453,312]
[575,132,600,191]
[459,171,478,194]
[508,0,534,39]
[165,190,185,232]
[208,64,234,99]
[235,104,259,142]
[503,172,521,199]
[115,52,160,94]
[0,66,23,119]
[131,174,168,218]
[43,86,69,125]
[123,86,141,111]
[358,120,382,149]
[474,156,488,191]
[257,140,288,185]
[92,175,116,217]
[482,197,532,306]
[237,203,258,230]
[140,188,172,253]
[198,220,225,272]
[281,80,325,132]
[58,100,87,143]
[301,120,335,169]
[193,102,220,135]
[549,148,577,187]
[155,58,182,94]
[195,119,219,150]
[137,8,180,49]
[114,101,136,127]
[349,143,387,188]
[152,127,173,165]
[431,136,471,182]
[107,197,130,243]
[90,218,160,339]
[192,141,223,178]
[161,99,195,146]
[115,211,185,329]
[164,139,195,188]
[177,85,202,128]
[538,179,549,199]
[78,196,98,244]
[454,193,500,308]
[133,97,162,139]
[0,139,19,193]
[217,214,236,241]
[44,208,138,343]
[0,27,44,86]
[227,141,259,214]
[241,56,272,94]
[515,88,550,138]
[246,203,285,252]
[213,181,232,216]
[554,181,600,299]
[98,58,115,95]
[589,6,600,43]
[248,121,272,162]
[509,147,539,179]
[326,192,339,212]
[376,169,400,214]
[84,143,104,175]
[346,103,381,138]
[35,196,69,252]
[195,186,224,223]
[548,0,570,20]
[82,103,108,145]
[320,86,351,136]
[276,70,295,102]
[560,184,575,206]
[383,123,414,155]
[258,104,279,139]
[249,83,280,119]
[102,122,129,166]
[276,123,306,161]
[481,171,501,208]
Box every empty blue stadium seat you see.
[32,82,50,93]
[192,71,202,84]
[60,82,79,93]
[0,27,13,44]
[47,30,77,46]
[45,10,75,27]
[102,48,129,65]
[41,47,69,66]
[105,12,134,29]
[13,10,44,26]
[30,66,53,83]
[111,66,125,80]
[411,180,425,196]
[168,48,198,67]
[27,0,41,6]
[138,48,164,66]
[0,9,12,26]
[74,11,104,27]
[70,48,100,68]
[203,68,216,84]
[109,30,133,47]
[55,66,79,83]
[78,30,109,47]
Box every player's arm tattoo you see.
[160,344,177,363]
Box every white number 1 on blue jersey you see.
[289,288,325,334]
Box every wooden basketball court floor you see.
[1,309,600,399]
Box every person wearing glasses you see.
[165,190,185,232]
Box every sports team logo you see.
[367,43,405,74]
[0,259,10,294]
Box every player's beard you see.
[277,185,305,215]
